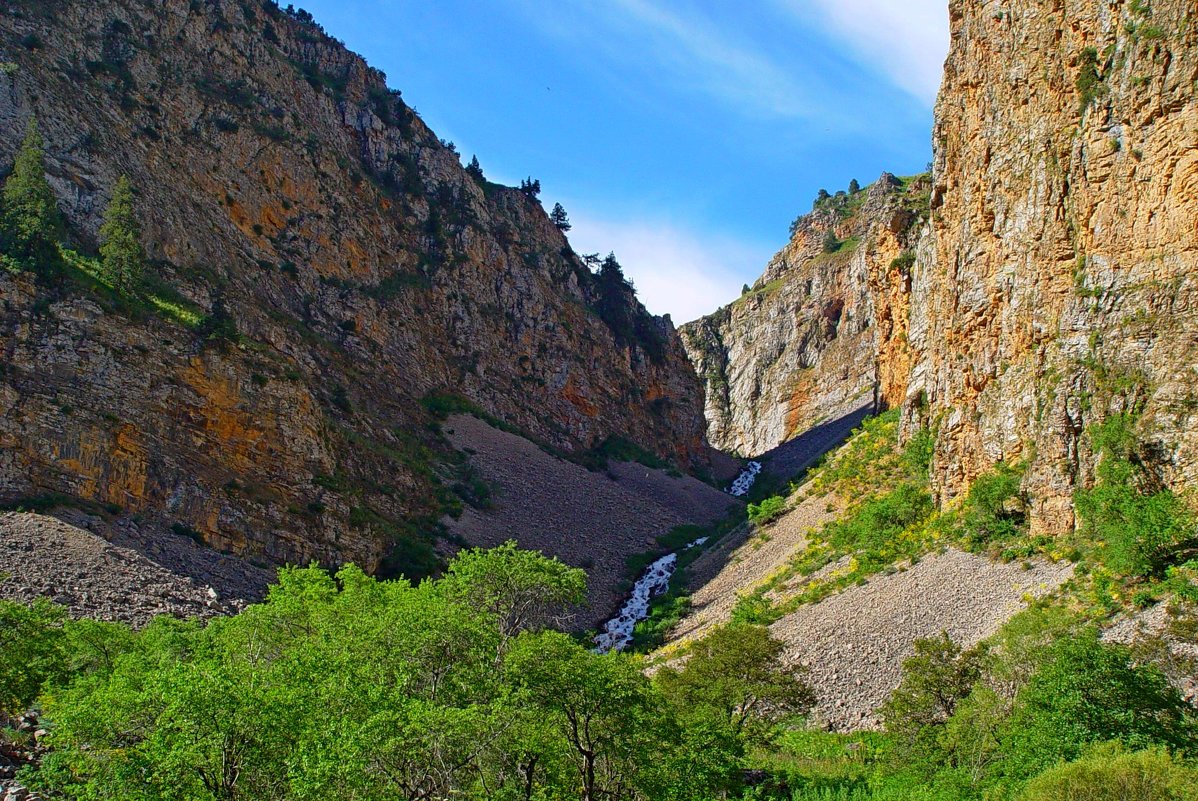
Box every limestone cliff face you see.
[0,0,708,572]
[682,177,928,456]
[905,0,1198,531]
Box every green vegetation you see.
[729,411,940,625]
[1075,46,1106,114]
[0,122,207,330]
[746,605,1198,801]
[10,561,1191,800]
[550,202,571,231]
[1075,414,1197,579]
[465,154,485,182]
[1,118,64,273]
[955,461,1027,549]
[592,251,668,363]
[626,518,743,651]
[98,175,144,294]
[890,250,916,274]
[749,495,789,525]
[817,236,861,261]
[8,546,817,801]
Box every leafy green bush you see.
[826,484,933,553]
[0,598,67,715]
[749,495,788,526]
[1004,628,1198,776]
[1019,744,1198,801]
[1075,46,1105,113]
[730,590,780,626]
[957,462,1026,547]
[1076,415,1197,577]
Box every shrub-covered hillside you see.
[3,536,1196,800]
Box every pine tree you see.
[519,177,541,199]
[549,202,571,232]
[1,118,63,272]
[848,178,860,194]
[99,175,145,295]
[465,155,484,183]
[199,293,238,343]
[822,230,840,253]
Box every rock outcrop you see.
[688,0,1198,530]
[0,0,708,574]
[905,0,1198,530]
[681,176,928,456]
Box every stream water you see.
[728,460,762,497]
[593,536,708,652]
[592,461,764,652]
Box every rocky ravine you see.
[904,0,1198,530]
[687,0,1198,533]
[0,0,709,575]
[681,175,927,457]
[441,414,739,627]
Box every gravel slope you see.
[442,414,740,626]
[672,482,843,642]
[770,549,1073,730]
[667,474,1075,731]
[0,511,273,625]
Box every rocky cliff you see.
[687,0,1198,531]
[905,0,1198,531]
[681,176,928,456]
[0,0,708,574]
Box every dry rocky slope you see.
[0,0,709,575]
[0,511,273,625]
[681,175,927,456]
[441,414,739,627]
[905,0,1198,531]
[669,479,1073,731]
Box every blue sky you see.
[298,0,949,322]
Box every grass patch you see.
[58,247,204,329]
[729,411,942,624]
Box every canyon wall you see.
[906,0,1198,530]
[0,0,709,572]
[682,176,928,456]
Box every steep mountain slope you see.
[906,0,1198,530]
[687,0,1198,533]
[681,175,928,456]
[0,0,708,575]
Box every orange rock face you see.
[904,0,1198,530]
[0,0,709,573]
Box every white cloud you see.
[564,210,772,324]
[794,0,950,104]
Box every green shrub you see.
[1004,629,1198,776]
[1076,415,1197,577]
[730,590,780,626]
[826,484,933,553]
[1019,744,1198,801]
[901,425,934,480]
[890,251,916,274]
[0,598,67,714]
[1075,46,1106,113]
[749,495,788,526]
[958,462,1026,547]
